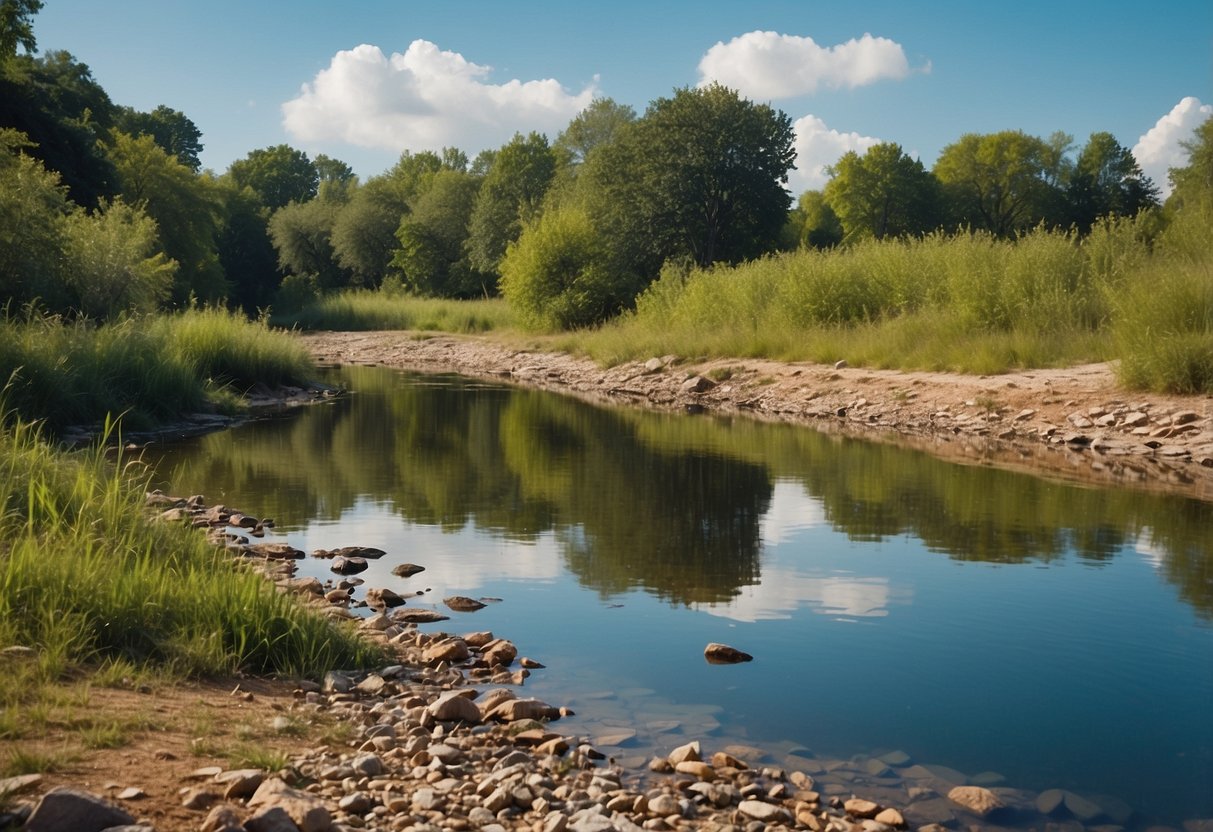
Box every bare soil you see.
[302,330,1213,502]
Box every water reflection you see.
[145,366,1213,825]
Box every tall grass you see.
[0,308,316,434]
[276,290,517,334]
[0,416,383,684]
[571,225,1127,373]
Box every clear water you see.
[145,366,1213,826]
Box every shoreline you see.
[301,331,1213,503]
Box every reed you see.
[276,291,517,334]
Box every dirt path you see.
[302,331,1213,502]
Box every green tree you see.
[114,104,203,171]
[268,198,349,290]
[555,97,636,170]
[934,130,1062,236]
[1167,116,1213,212]
[466,132,557,274]
[499,205,634,330]
[314,153,356,202]
[0,127,67,306]
[0,50,117,208]
[216,183,281,313]
[583,84,795,275]
[1065,132,1158,233]
[783,190,843,249]
[226,144,317,210]
[0,0,42,61]
[60,199,176,318]
[108,130,227,303]
[392,169,488,297]
[823,142,943,241]
[330,149,447,286]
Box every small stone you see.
[429,692,483,723]
[738,799,792,823]
[681,375,716,394]
[392,562,426,577]
[845,799,881,818]
[667,741,701,765]
[875,808,904,827]
[331,555,368,575]
[445,596,487,612]
[675,761,715,780]
[834,360,848,369]
[117,787,145,800]
[947,786,1003,816]
[703,643,753,664]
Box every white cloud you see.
[698,31,919,100]
[788,114,882,193]
[282,40,597,155]
[1132,96,1212,199]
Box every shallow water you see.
[146,366,1213,827]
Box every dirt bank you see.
[302,331,1213,502]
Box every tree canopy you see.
[227,145,318,210]
[824,142,943,241]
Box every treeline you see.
[1,6,1209,341]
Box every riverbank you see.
[302,331,1213,502]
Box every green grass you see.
[0,416,386,682]
[0,308,317,436]
[275,290,518,334]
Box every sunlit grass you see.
[275,290,518,334]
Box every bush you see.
[499,206,636,330]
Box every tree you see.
[314,153,356,202]
[823,142,943,241]
[60,199,176,318]
[933,130,1061,236]
[583,84,795,275]
[114,104,203,171]
[555,97,636,169]
[226,144,317,210]
[0,51,118,208]
[330,149,449,286]
[216,183,280,313]
[466,132,557,274]
[1166,116,1213,212]
[268,198,349,290]
[0,0,42,61]
[108,130,227,303]
[1065,132,1159,233]
[783,190,843,249]
[0,127,68,306]
[392,169,487,297]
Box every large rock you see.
[244,542,304,560]
[667,741,701,765]
[24,787,136,832]
[390,608,450,624]
[445,595,487,612]
[248,778,333,832]
[429,691,483,723]
[486,698,561,722]
[704,643,753,664]
[365,587,406,608]
[392,563,426,577]
[423,638,470,663]
[330,555,368,575]
[947,785,1004,816]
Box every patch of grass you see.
[1,747,76,777]
[227,744,291,772]
[275,291,518,334]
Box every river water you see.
[145,366,1213,828]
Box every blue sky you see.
[33,0,1213,196]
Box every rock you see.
[424,637,470,663]
[674,761,716,780]
[181,787,219,810]
[1064,790,1107,822]
[0,773,41,796]
[710,751,747,770]
[875,808,905,827]
[116,787,145,800]
[328,545,386,559]
[24,787,136,832]
[487,698,561,722]
[648,794,681,816]
[644,358,664,373]
[350,752,384,777]
[429,692,483,723]
[390,608,450,623]
[667,741,701,765]
[392,562,426,577]
[245,806,301,832]
[947,785,1003,816]
[445,596,488,612]
[365,587,407,608]
[244,542,304,560]
[247,778,333,832]
[1172,410,1200,425]
[200,804,245,832]
[834,360,848,369]
[321,671,354,693]
[845,799,881,818]
[595,729,638,747]
[738,800,792,823]
[215,768,264,800]
[1036,789,1066,815]
[330,555,368,575]
[703,643,753,664]
[681,376,716,394]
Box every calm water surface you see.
[146,366,1213,827]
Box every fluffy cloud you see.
[282,40,597,155]
[787,114,882,193]
[1132,96,1212,199]
[698,31,918,99]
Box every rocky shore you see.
[301,332,1213,502]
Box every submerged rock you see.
[330,555,368,575]
[445,595,487,612]
[392,562,426,578]
[703,643,753,664]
